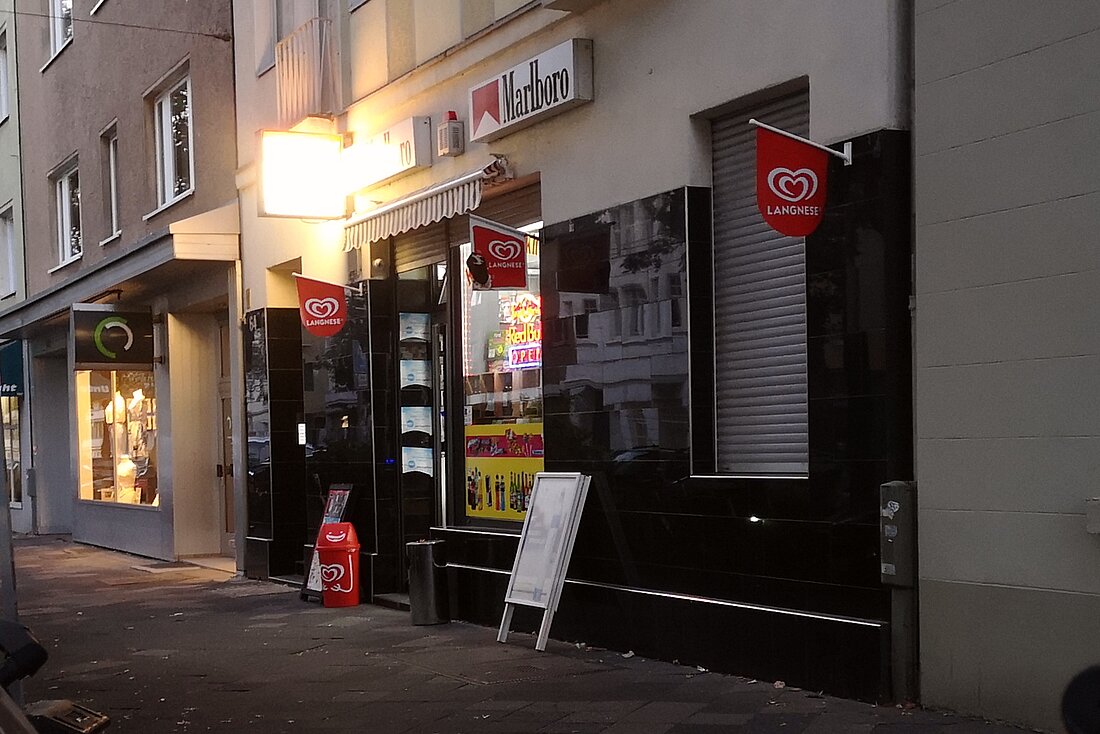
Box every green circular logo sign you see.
[93,316,134,360]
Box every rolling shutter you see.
[711,93,809,476]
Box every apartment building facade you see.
[0,0,243,565]
[0,1,27,533]
[236,0,913,700]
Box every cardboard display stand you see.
[498,472,590,651]
[300,484,353,601]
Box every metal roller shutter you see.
[711,93,809,476]
[393,221,448,273]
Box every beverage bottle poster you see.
[464,423,544,520]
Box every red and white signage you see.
[756,126,829,237]
[468,39,593,143]
[295,276,348,337]
[468,216,529,291]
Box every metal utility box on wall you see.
[880,481,916,587]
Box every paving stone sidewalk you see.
[9,536,1040,733]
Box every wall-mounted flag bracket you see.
[292,273,364,297]
[748,118,852,166]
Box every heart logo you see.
[487,239,522,262]
[320,564,345,584]
[767,167,818,203]
[304,297,340,319]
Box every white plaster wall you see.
[914,1,1100,729]
[236,0,908,311]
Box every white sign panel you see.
[498,472,590,651]
[345,116,432,191]
[468,39,593,143]
[399,359,431,388]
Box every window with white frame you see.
[49,0,73,55]
[153,77,192,205]
[0,208,14,296]
[0,31,9,121]
[54,165,81,264]
[102,130,120,237]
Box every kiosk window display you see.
[75,370,158,505]
[459,223,544,523]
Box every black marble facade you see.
[244,308,307,580]
[437,130,913,701]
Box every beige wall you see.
[236,0,909,308]
[17,0,237,297]
[914,1,1100,729]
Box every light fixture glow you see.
[259,130,345,219]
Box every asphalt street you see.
[8,536,1040,733]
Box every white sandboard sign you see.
[498,472,590,651]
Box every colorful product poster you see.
[401,446,434,476]
[399,360,431,388]
[400,406,433,435]
[464,423,544,521]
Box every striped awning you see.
[343,158,510,251]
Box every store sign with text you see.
[345,116,432,192]
[468,216,529,290]
[71,305,154,370]
[295,276,348,337]
[505,294,541,370]
[756,126,829,237]
[468,38,593,142]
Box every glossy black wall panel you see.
[440,130,911,701]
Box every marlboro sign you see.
[468,39,593,143]
[468,216,529,291]
[295,276,348,337]
[756,126,830,237]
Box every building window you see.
[0,208,14,297]
[1,395,19,506]
[76,370,158,505]
[459,223,543,523]
[54,165,81,264]
[0,31,9,121]
[49,0,73,55]
[154,77,192,205]
[102,130,120,238]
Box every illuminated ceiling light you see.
[258,130,346,220]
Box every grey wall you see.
[914,1,1100,729]
[30,352,71,533]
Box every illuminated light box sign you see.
[504,294,541,370]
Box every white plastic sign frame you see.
[498,472,590,651]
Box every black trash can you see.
[406,539,449,625]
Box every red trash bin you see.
[315,522,360,608]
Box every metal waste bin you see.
[407,539,449,625]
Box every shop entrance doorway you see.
[217,319,235,557]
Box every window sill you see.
[98,231,121,247]
[47,255,82,274]
[90,0,109,14]
[78,498,160,511]
[39,37,73,73]
[8,502,21,510]
[0,290,16,301]
[143,188,194,221]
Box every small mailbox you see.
[879,481,916,587]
